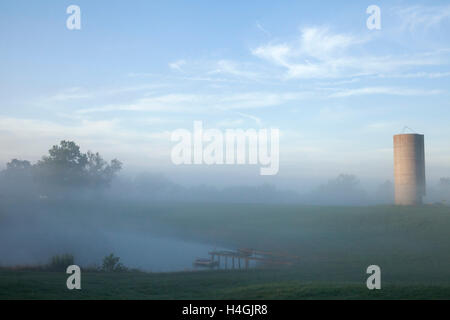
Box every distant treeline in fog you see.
[1,140,450,205]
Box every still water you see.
[1,218,256,271]
[99,231,225,272]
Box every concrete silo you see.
[393,133,426,205]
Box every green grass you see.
[1,269,450,300]
[1,201,450,299]
[133,203,450,284]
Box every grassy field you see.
[1,201,450,299]
[131,203,450,284]
[2,269,450,300]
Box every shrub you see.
[102,253,127,272]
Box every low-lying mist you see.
[1,140,450,280]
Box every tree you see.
[310,174,368,205]
[35,140,88,187]
[0,159,35,197]
[3,159,33,180]
[102,253,127,272]
[320,174,361,191]
[86,151,122,187]
[34,140,121,189]
[6,159,32,171]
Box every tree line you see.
[0,140,122,198]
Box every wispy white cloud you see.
[256,21,271,37]
[317,78,361,86]
[42,84,165,104]
[0,116,172,164]
[135,117,181,125]
[364,121,399,132]
[376,71,450,79]
[299,27,361,59]
[329,87,443,98]
[253,27,360,64]
[164,19,450,84]
[65,84,445,118]
[78,91,312,114]
[236,112,263,126]
[208,60,261,79]
[252,44,291,68]
[393,5,450,31]
[251,27,366,79]
[46,87,93,102]
[0,117,120,138]
[252,26,447,79]
[169,59,186,71]
[216,118,245,127]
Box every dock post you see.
[238,257,241,269]
[225,256,228,269]
[245,258,249,270]
[232,256,235,269]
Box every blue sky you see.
[1,0,450,189]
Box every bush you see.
[48,254,74,271]
[102,253,127,272]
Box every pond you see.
[97,231,228,272]
[1,216,257,272]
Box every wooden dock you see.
[203,248,298,270]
